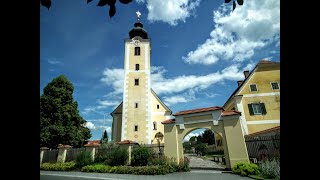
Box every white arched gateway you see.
[162,106,249,169]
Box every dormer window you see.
[249,84,257,92]
[134,47,140,56]
[271,82,279,90]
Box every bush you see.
[103,146,128,166]
[260,158,280,180]
[40,162,76,171]
[75,151,93,168]
[177,157,190,172]
[95,141,119,164]
[81,164,111,173]
[232,162,260,176]
[131,146,153,166]
[195,143,208,156]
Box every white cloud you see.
[100,64,251,97]
[101,68,124,95]
[82,100,120,115]
[163,89,196,106]
[139,0,201,26]
[135,0,145,3]
[86,119,113,123]
[184,131,205,141]
[47,58,63,65]
[96,126,111,132]
[183,0,280,65]
[262,57,273,61]
[85,122,96,130]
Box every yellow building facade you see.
[111,18,172,144]
[223,60,280,135]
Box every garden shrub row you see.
[40,162,76,171]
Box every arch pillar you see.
[221,115,249,169]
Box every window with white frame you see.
[248,103,267,115]
[271,82,280,90]
[249,84,258,92]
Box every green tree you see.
[101,129,109,144]
[201,129,215,145]
[40,75,91,148]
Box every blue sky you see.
[40,0,280,141]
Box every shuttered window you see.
[248,103,267,115]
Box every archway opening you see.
[182,128,224,157]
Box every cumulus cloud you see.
[101,68,124,95]
[100,64,251,98]
[138,0,201,26]
[96,126,111,132]
[85,122,96,130]
[163,89,196,106]
[82,100,120,115]
[183,0,280,65]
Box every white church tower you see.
[111,12,172,144]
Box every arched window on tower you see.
[153,122,157,130]
[134,47,140,56]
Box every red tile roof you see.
[259,60,280,64]
[84,140,101,147]
[57,144,73,148]
[174,106,223,116]
[246,126,280,137]
[222,110,241,116]
[161,119,175,124]
[117,140,139,145]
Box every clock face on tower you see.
[131,38,141,46]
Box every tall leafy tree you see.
[201,129,215,145]
[40,75,91,148]
[101,129,109,144]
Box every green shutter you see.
[260,103,267,115]
[248,104,254,116]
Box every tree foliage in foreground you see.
[40,75,91,148]
[40,0,133,18]
[40,0,244,19]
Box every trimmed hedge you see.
[41,156,191,175]
[81,160,190,175]
[232,162,260,176]
[40,162,76,171]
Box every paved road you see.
[184,154,226,170]
[40,170,252,180]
